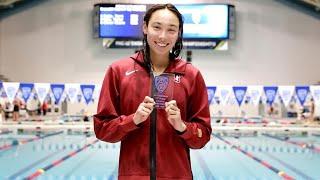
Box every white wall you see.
[0,0,320,86]
[192,0,320,86]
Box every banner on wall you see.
[49,90,65,104]
[2,82,319,109]
[80,84,95,105]
[207,86,216,105]
[216,86,232,105]
[92,84,102,101]
[0,82,3,96]
[51,84,65,104]
[34,83,50,105]
[232,86,247,106]
[19,83,34,103]
[263,86,278,105]
[65,83,81,104]
[295,86,310,106]
[310,85,320,105]
[278,86,295,107]
[3,82,20,103]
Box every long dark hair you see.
[141,4,184,70]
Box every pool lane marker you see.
[193,151,216,180]
[8,150,63,179]
[7,137,87,179]
[108,167,118,180]
[0,131,63,151]
[263,133,320,153]
[236,137,314,180]
[25,139,99,180]
[0,130,12,135]
[212,134,295,180]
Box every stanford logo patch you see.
[174,74,181,83]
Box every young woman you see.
[94,4,211,180]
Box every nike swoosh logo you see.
[125,70,138,76]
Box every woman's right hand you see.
[133,96,155,125]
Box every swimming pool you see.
[0,128,319,179]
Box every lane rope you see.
[24,139,99,180]
[263,133,320,153]
[0,131,63,151]
[212,134,295,180]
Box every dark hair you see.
[141,4,184,70]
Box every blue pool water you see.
[0,129,319,179]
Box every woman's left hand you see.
[165,100,186,132]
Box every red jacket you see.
[94,52,211,180]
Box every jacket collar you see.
[130,51,187,75]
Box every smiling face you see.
[143,8,180,58]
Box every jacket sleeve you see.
[94,66,139,143]
[179,71,212,149]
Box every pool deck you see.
[1,121,320,133]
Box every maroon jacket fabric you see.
[94,52,211,180]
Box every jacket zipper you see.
[150,74,157,180]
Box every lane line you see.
[263,133,320,153]
[0,130,12,135]
[236,137,314,180]
[0,131,63,151]
[108,167,118,180]
[7,150,61,179]
[24,139,99,180]
[194,151,216,180]
[212,134,295,180]
[7,137,88,179]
